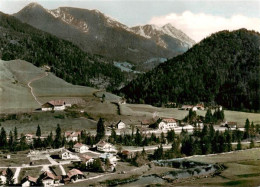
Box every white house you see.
[96,140,116,153]
[0,170,7,185]
[59,149,72,160]
[73,143,89,153]
[41,100,66,111]
[115,120,126,129]
[158,118,178,130]
[21,176,37,187]
[25,134,34,142]
[80,154,94,165]
[65,131,81,142]
[38,171,61,187]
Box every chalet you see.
[96,140,116,153]
[120,150,135,159]
[115,120,126,129]
[73,143,89,153]
[38,171,61,187]
[158,118,178,130]
[80,154,94,165]
[59,149,72,160]
[21,176,37,186]
[41,100,66,111]
[66,169,85,182]
[65,131,81,142]
[0,170,7,185]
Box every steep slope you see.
[0,11,125,90]
[121,29,260,111]
[14,3,175,64]
[131,24,195,52]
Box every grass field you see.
[0,151,30,167]
[121,104,260,127]
[181,148,260,186]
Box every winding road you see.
[27,72,48,105]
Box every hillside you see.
[0,11,125,90]
[121,29,260,112]
[13,3,194,67]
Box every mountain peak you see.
[24,2,44,9]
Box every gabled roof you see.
[48,100,65,106]
[96,140,110,147]
[162,118,177,123]
[67,169,84,178]
[60,149,70,155]
[22,176,37,183]
[41,171,57,180]
[65,131,81,138]
[74,143,87,148]
[80,154,92,162]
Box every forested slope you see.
[121,29,260,112]
[0,12,125,90]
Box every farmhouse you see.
[96,140,116,152]
[59,149,72,160]
[66,169,85,182]
[73,143,89,153]
[21,176,37,186]
[38,171,61,187]
[115,120,126,129]
[65,131,81,142]
[158,118,178,130]
[41,100,66,111]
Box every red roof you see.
[162,118,177,123]
[96,140,108,147]
[122,150,130,155]
[67,169,84,178]
[48,100,65,106]
[24,176,37,183]
[74,143,87,148]
[80,154,92,161]
[0,170,6,176]
[42,171,57,180]
[65,131,81,138]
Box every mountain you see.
[120,29,260,112]
[13,3,194,68]
[131,24,195,52]
[0,11,125,90]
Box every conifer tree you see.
[36,124,41,137]
[96,118,105,142]
[0,127,7,148]
[244,119,250,139]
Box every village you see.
[0,98,253,187]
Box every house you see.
[158,118,178,130]
[99,153,117,162]
[192,106,198,111]
[25,134,34,142]
[73,143,89,153]
[0,170,7,184]
[181,105,193,110]
[195,120,204,128]
[196,104,205,110]
[59,149,72,160]
[115,120,126,129]
[65,131,81,142]
[66,169,85,182]
[120,150,135,159]
[41,100,66,111]
[80,154,94,165]
[225,121,237,128]
[38,171,61,187]
[21,176,37,186]
[96,140,116,153]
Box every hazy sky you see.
[1,0,259,41]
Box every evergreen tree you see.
[96,118,105,142]
[54,124,62,148]
[8,131,13,150]
[14,127,18,143]
[19,134,28,150]
[250,122,255,138]
[226,131,232,152]
[204,109,213,123]
[135,129,142,146]
[166,130,175,143]
[244,118,250,139]
[0,127,7,148]
[237,139,242,150]
[36,124,41,137]
[160,132,166,144]
[5,168,14,186]
[153,144,164,160]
